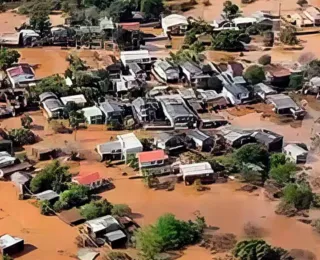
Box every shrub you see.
[80,199,113,220]
[233,239,287,260]
[280,25,298,45]
[243,65,266,85]
[283,182,314,210]
[39,200,52,215]
[30,160,71,193]
[258,54,271,65]
[270,153,287,169]
[8,128,37,147]
[270,162,297,186]
[243,222,265,239]
[234,144,269,169]
[111,204,132,217]
[0,48,20,70]
[212,30,248,51]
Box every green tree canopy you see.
[80,199,113,220]
[140,0,164,19]
[30,74,70,98]
[0,48,20,70]
[222,0,241,20]
[283,182,314,210]
[212,30,249,51]
[108,0,134,23]
[305,59,320,79]
[233,239,288,260]
[270,162,297,186]
[289,73,304,90]
[58,185,91,210]
[111,204,132,217]
[29,2,52,37]
[270,153,287,169]
[30,160,71,193]
[8,128,37,147]
[234,143,270,169]
[244,65,266,85]
[135,213,206,259]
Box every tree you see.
[69,110,86,141]
[244,65,266,85]
[30,160,71,193]
[111,204,132,217]
[140,0,164,19]
[80,199,113,220]
[283,182,314,210]
[289,73,304,90]
[58,185,90,210]
[280,25,298,45]
[39,200,52,215]
[270,163,297,186]
[297,0,308,6]
[21,113,33,129]
[108,0,134,23]
[2,255,14,260]
[305,59,320,79]
[258,54,271,65]
[233,239,287,260]
[270,153,287,169]
[212,30,249,51]
[222,1,241,20]
[84,0,112,10]
[0,48,20,70]
[29,3,51,37]
[8,128,37,147]
[234,144,269,169]
[30,75,70,98]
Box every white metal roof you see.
[85,215,119,233]
[117,133,143,151]
[284,144,308,157]
[179,162,214,177]
[232,17,257,25]
[120,50,150,66]
[81,106,102,118]
[162,14,188,31]
[0,234,23,249]
[60,94,87,105]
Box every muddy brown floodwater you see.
[80,161,320,259]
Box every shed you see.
[39,92,58,102]
[60,94,87,106]
[179,162,215,185]
[104,230,127,248]
[251,129,283,152]
[31,147,57,161]
[59,208,85,226]
[81,106,103,124]
[0,234,24,255]
[283,143,308,164]
[34,190,59,202]
[186,129,215,152]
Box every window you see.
[151,161,156,165]
[157,160,163,164]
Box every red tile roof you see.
[119,22,140,31]
[74,172,101,185]
[137,150,167,163]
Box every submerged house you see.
[6,64,36,88]
[72,171,110,190]
[0,234,24,256]
[253,83,277,100]
[120,50,153,73]
[132,97,161,123]
[136,150,170,176]
[222,83,251,105]
[96,133,143,162]
[161,14,188,36]
[180,61,210,87]
[154,132,195,154]
[84,215,126,248]
[186,129,215,152]
[99,100,124,124]
[60,94,87,108]
[81,106,103,124]
[153,59,180,83]
[251,129,283,152]
[155,95,197,129]
[198,114,229,129]
[179,162,216,185]
[219,126,254,148]
[264,64,291,87]
[267,94,305,119]
[39,92,65,119]
[128,63,147,81]
[197,89,228,109]
[283,143,308,164]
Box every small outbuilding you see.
[251,129,283,152]
[0,234,24,255]
[179,162,216,185]
[186,129,215,152]
[283,143,308,164]
[81,106,103,124]
[59,208,85,226]
[104,230,127,248]
[60,94,87,107]
[34,190,59,202]
[161,14,188,36]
